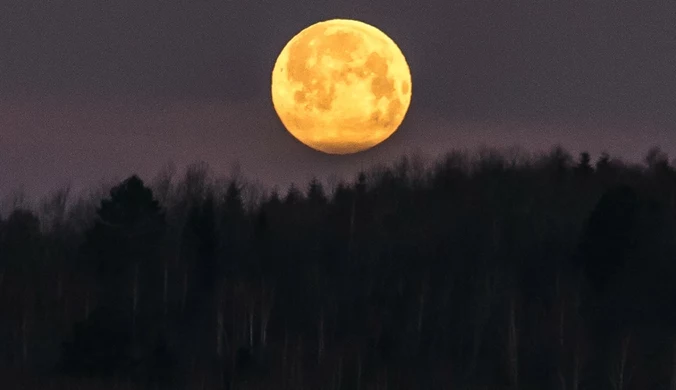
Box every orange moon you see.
[271,19,412,154]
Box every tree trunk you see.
[610,332,632,390]
[132,263,139,336]
[217,307,224,357]
[572,338,580,390]
[572,273,582,390]
[230,290,237,390]
[84,291,90,319]
[163,261,169,318]
[356,352,362,390]
[181,270,188,314]
[556,272,565,348]
[558,368,566,390]
[283,329,289,374]
[248,303,255,348]
[318,306,325,364]
[63,292,69,325]
[57,271,63,301]
[333,356,343,390]
[416,275,428,353]
[260,282,275,348]
[468,273,493,380]
[293,336,304,390]
[507,292,519,389]
[556,271,566,390]
[670,336,676,390]
[21,307,28,366]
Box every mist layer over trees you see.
[1,146,676,390]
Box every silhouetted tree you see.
[645,146,669,173]
[543,145,573,181]
[176,190,223,385]
[186,193,219,295]
[0,208,42,272]
[575,151,594,178]
[63,175,166,378]
[306,177,327,206]
[578,185,641,293]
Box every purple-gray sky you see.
[1,0,675,200]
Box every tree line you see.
[1,145,676,390]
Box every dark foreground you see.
[2,146,676,390]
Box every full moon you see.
[271,19,412,154]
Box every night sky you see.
[1,0,675,199]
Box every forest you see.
[1,145,676,390]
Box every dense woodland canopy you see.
[1,145,676,390]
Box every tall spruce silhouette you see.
[61,175,166,378]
